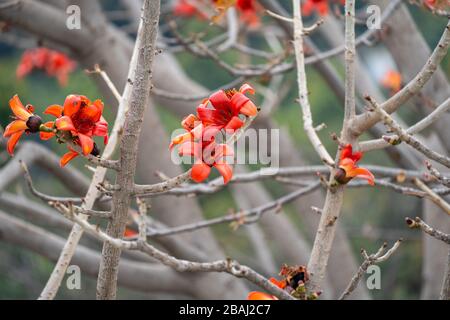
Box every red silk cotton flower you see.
[302,0,345,16]
[335,144,375,186]
[212,0,260,26]
[170,83,258,184]
[17,48,76,86]
[173,0,207,18]
[247,277,286,300]
[3,95,43,155]
[179,141,234,184]
[40,95,108,167]
[170,83,258,149]
[197,83,258,132]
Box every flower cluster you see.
[170,83,258,184]
[248,265,321,300]
[173,0,260,27]
[17,48,76,86]
[335,144,375,186]
[3,94,108,167]
[302,0,345,16]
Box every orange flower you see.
[247,277,286,300]
[336,144,375,186]
[41,94,108,167]
[17,48,76,86]
[302,0,345,16]
[3,95,43,155]
[381,70,402,93]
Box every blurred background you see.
[0,0,449,299]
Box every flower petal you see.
[181,114,198,131]
[247,291,277,300]
[224,116,244,132]
[4,120,27,137]
[191,162,211,183]
[43,104,63,118]
[197,106,226,126]
[55,116,76,131]
[178,141,201,158]
[208,90,232,112]
[6,131,24,155]
[214,162,233,184]
[239,83,255,95]
[213,143,234,160]
[169,131,192,149]
[39,121,56,140]
[123,228,138,239]
[9,95,31,121]
[346,167,375,186]
[63,94,88,118]
[60,150,79,167]
[269,277,287,289]
[340,144,352,160]
[77,133,94,155]
[231,92,258,116]
[79,99,103,123]
[92,122,108,137]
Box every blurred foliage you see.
[0,1,449,299]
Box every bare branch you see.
[360,98,450,152]
[368,96,450,168]
[339,240,402,300]
[292,0,334,166]
[406,217,450,244]
[351,20,450,135]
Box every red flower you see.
[123,227,139,239]
[41,94,108,167]
[302,0,345,16]
[247,277,286,300]
[170,83,258,150]
[170,83,258,184]
[197,83,258,130]
[336,144,375,185]
[179,141,234,183]
[381,70,402,94]
[212,0,260,26]
[173,0,208,18]
[424,0,449,10]
[17,48,76,86]
[3,95,43,155]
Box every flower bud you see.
[334,167,351,185]
[26,115,43,133]
[91,142,100,157]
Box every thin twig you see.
[368,96,450,169]
[406,217,450,245]
[339,240,402,300]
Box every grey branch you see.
[351,20,450,135]
[368,96,450,169]
[339,240,402,300]
[406,217,450,245]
